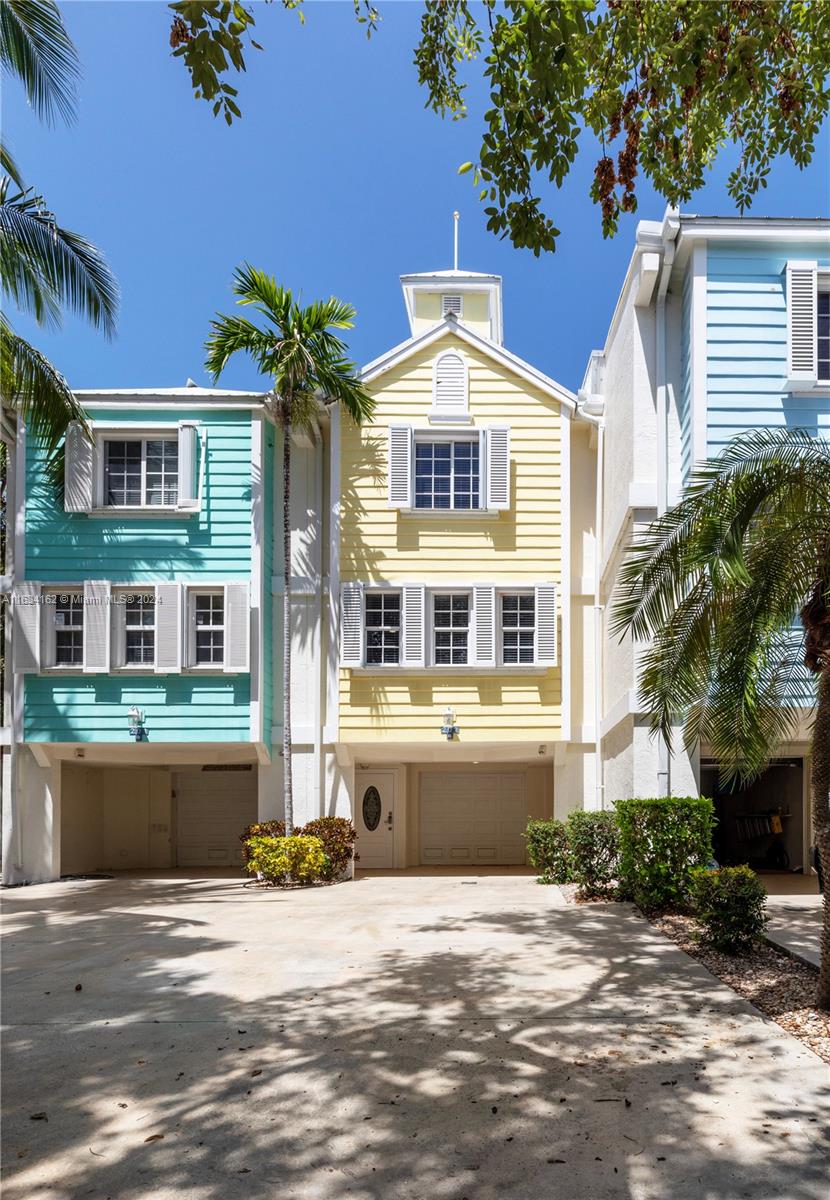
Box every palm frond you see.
[0,142,24,188]
[0,0,79,125]
[1,317,89,464]
[0,180,118,334]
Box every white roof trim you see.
[361,317,577,413]
[74,387,269,399]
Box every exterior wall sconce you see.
[441,706,460,741]
[128,705,147,741]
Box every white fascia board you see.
[361,318,577,413]
[75,387,269,400]
[678,216,830,241]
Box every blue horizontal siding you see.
[704,241,830,461]
[25,408,253,582]
[24,675,251,742]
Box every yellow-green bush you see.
[245,835,326,886]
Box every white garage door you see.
[420,770,528,865]
[175,766,257,867]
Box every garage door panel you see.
[419,770,528,866]
[175,767,257,867]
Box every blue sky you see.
[8,1,830,394]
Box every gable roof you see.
[360,316,577,414]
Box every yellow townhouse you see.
[330,265,599,868]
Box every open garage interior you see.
[353,760,553,869]
[700,757,809,876]
[60,762,257,874]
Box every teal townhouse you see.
[2,387,287,882]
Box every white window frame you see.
[364,588,402,666]
[818,278,830,383]
[431,590,472,667]
[100,435,179,509]
[499,590,536,667]
[113,588,157,670]
[188,588,226,670]
[413,431,482,512]
[42,588,84,670]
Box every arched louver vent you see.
[433,352,467,414]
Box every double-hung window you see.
[433,593,470,665]
[193,592,225,666]
[124,593,156,666]
[52,592,84,666]
[365,591,401,664]
[415,439,479,510]
[501,593,535,665]
[104,438,179,507]
[819,290,830,382]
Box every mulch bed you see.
[557,883,830,1065]
[652,914,830,1066]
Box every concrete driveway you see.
[2,871,829,1200]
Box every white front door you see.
[355,770,396,868]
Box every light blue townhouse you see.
[581,211,830,875]
[1,386,286,883]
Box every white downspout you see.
[313,427,323,816]
[655,217,678,797]
[593,421,605,810]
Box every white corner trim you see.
[560,408,571,743]
[14,423,25,582]
[249,416,263,743]
[326,407,341,745]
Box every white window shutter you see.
[177,423,199,509]
[535,584,558,667]
[64,423,95,513]
[401,584,425,668]
[388,425,412,507]
[224,581,250,673]
[485,426,510,509]
[433,352,467,414]
[340,582,364,667]
[473,585,495,667]
[155,582,182,673]
[12,582,41,673]
[83,580,111,674]
[787,261,818,381]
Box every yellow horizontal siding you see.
[340,329,565,740]
[339,670,562,741]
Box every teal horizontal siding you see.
[704,241,830,462]
[24,675,251,742]
[25,408,253,582]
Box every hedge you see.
[616,796,715,911]
[689,865,768,953]
[245,835,327,886]
[567,810,619,897]
[240,816,357,881]
[525,818,572,884]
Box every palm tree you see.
[611,427,830,1008]
[1,152,118,456]
[1,0,118,454]
[205,265,375,833]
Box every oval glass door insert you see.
[362,786,382,832]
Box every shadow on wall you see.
[1,879,827,1199]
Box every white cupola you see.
[399,268,504,345]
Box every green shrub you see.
[240,818,357,880]
[245,835,327,886]
[525,818,572,883]
[616,796,715,912]
[689,865,768,953]
[566,810,619,896]
[301,817,358,881]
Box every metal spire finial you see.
[453,211,459,271]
